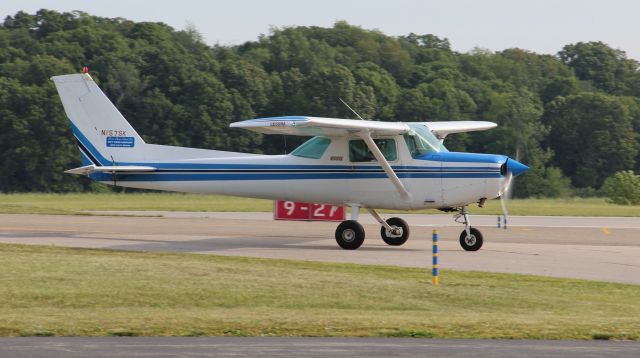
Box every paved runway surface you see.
[1,212,639,284]
[1,337,639,358]
[2,213,639,356]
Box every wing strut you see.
[358,131,412,201]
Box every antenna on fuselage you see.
[338,98,365,120]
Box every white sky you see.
[2,0,639,60]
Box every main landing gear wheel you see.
[380,217,409,246]
[459,227,483,251]
[335,220,365,250]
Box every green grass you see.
[1,193,639,217]
[0,193,272,215]
[1,244,639,339]
[440,197,640,217]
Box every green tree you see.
[305,64,361,118]
[395,88,430,122]
[602,171,640,205]
[539,77,578,104]
[559,41,640,95]
[544,93,637,188]
[220,58,271,114]
[0,79,84,192]
[353,62,399,119]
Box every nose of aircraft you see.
[505,158,528,177]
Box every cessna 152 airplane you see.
[52,71,527,251]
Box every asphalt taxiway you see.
[1,212,639,284]
[1,337,639,358]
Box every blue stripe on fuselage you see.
[91,171,503,182]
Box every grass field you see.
[1,193,640,217]
[1,244,639,339]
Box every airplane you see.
[52,71,528,251]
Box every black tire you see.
[459,227,483,251]
[380,217,410,246]
[335,220,365,250]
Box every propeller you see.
[500,170,513,227]
[499,157,528,228]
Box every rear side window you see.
[349,138,397,162]
[291,136,331,159]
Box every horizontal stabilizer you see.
[65,165,157,175]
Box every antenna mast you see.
[338,98,365,120]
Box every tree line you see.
[1,9,639,197]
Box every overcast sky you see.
[3,0,639,60]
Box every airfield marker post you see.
[432,229,439,285]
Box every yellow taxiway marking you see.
[602,227,610,235]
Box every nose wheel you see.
[454,206,484,251]
[459,227,483,251]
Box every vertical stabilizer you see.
[52,73,145,165]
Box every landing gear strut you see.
[367,208,410,246]
[454,206,483,251]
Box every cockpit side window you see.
[349,138,397,162]
[291,136,331,159]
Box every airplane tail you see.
[51,72,146,166]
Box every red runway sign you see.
[274,200,345,221]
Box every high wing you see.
[230,116,410,137]
[418,121,497,140]
[230,116,496,139]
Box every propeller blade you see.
[500,194,509,225]
[500,170,513,229]
[499,156,527,229]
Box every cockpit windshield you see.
[403,123,447,158]
[291,136,331,159]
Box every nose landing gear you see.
[454,206,484,251]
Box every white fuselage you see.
[89,134,506,210]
